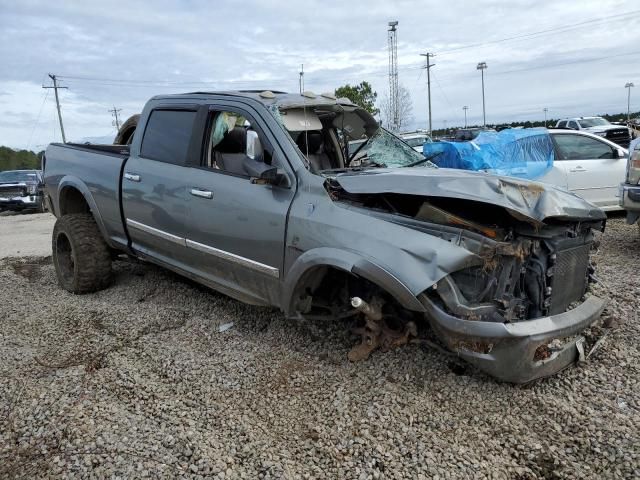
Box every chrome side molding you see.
[185,239,280,278]
[126,218,185,245]
[125,218,279,278]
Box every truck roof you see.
[559,116,604,121]
[148,90,360,110]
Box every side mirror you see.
[243,157,288,186]
[616,148,626,159]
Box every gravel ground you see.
[0,215,638,479]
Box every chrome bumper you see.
[619,183,640,224]
[421,295,607,383]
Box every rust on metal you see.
[348,296,417,362]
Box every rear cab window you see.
[140,110,197,165]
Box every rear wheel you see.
[52,213,112,293]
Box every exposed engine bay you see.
[270,94,608,383]
[326,182,604,321]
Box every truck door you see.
[552,133,622,208]
[122,107,197,268]
[181,104,296,306]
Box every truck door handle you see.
[569,166,586,172]
[190,188,213,199]
[124,172,141,182]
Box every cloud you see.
[0,0,638,148]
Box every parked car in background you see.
[0,169,45,213]
[555,116,631,147]
[620,138,640,225]
[43,90,608,383]
[427,128,627,211]
[539,130,628,211]
[453,127,495,142]
[400,131,432,153]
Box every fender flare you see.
[57,175,111,247]
[282,247,427,316]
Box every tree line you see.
[0,147,43,172]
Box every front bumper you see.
[421,294,606,383]
[619,183,640,224]
[0,195,41,210]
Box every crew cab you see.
[0,169,45,213]
[43,91,608,383]
[555,116,631,148]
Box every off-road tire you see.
[52,213,112,293]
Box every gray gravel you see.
[0,216,639,479]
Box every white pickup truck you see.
[555,116,631,148]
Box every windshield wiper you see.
[402,152,442,168]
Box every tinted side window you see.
[141,110,196,165]
[568,121,579,130]
[554,134,614,160]
[557,121,567,128]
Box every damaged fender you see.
[282,193,486,316]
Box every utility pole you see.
[420,53,435,136]
[543,108,548,127]
[477,62,488,127]
[109,106,122,130]
[625,82,634,121]
[299,64,305,94]
[42,74,68,143]
[463,106,469,128]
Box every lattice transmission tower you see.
[387,21,399,131]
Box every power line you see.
[26,89,49,152]
[437,10,640,55]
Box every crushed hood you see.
[334,167,606,224]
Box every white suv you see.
[555,117,631,147]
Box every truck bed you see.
[43,143,130,249]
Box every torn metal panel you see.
[333,168,607,224]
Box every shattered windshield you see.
[267,103,435,171]
[350,128,435,168]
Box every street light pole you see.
[477,62,487,127]
[543,108,548,127]
[463,106,468,128]
[625,82,634,121]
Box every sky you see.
[0,0,639,150]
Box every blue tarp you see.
[424,128,554,180]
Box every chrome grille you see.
[549,244,590,315]
[605,128,631,147]
[0,187,26,198]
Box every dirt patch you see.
[8,256,52,282]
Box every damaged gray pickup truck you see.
[43,91,607,383]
